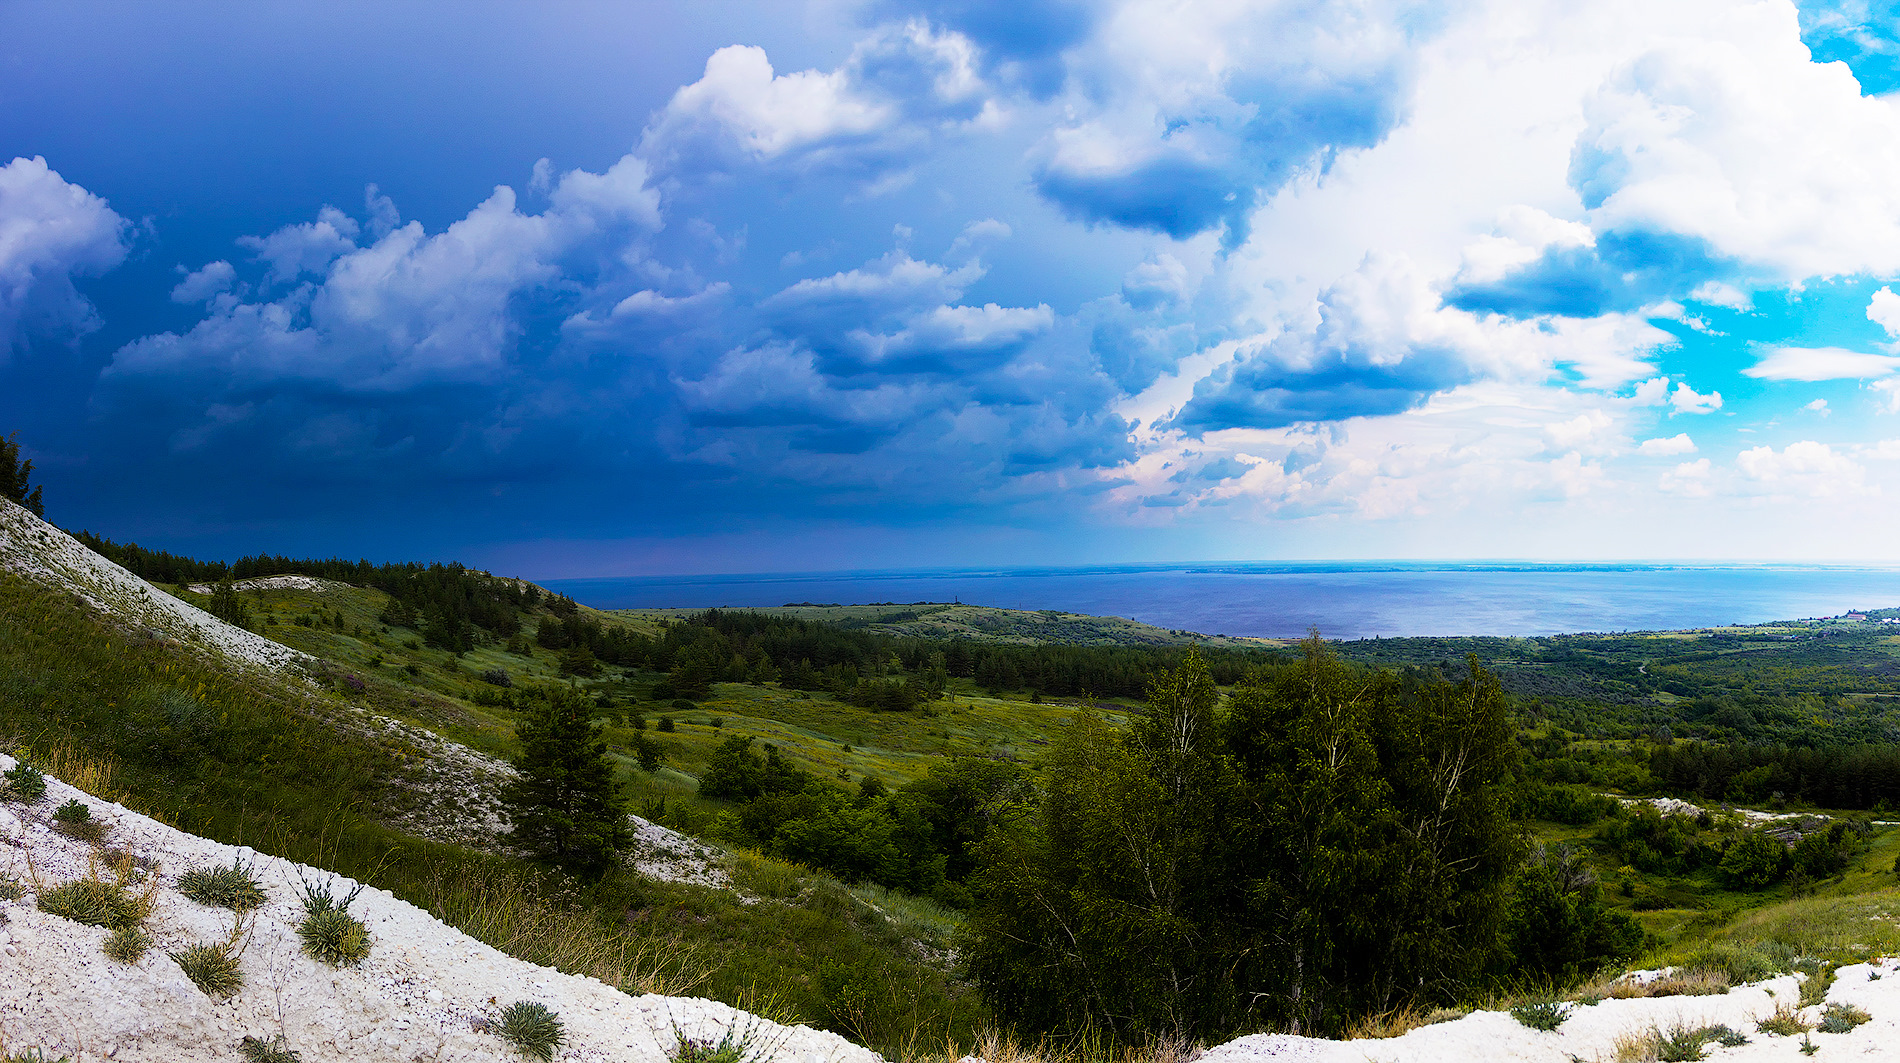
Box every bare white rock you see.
[0,756,880,1063]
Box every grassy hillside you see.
[0,572,988,1054]
[18,522,1900,1049]
[625,602,1280,649]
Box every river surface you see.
[543,563,1900,640]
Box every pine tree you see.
[502,687,630,875]
[1,432,44,517]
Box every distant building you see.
[1844,612,1869,621]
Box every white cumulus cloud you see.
[1639,433,1697,455]
[0,156,130,352]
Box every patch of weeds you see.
[1422,1007,1468,1025]
[1756,1003,1811,1037]
[0,874,22,901]
[178,856,267,911]
[671,1022,774,1063]
[1799,1032,1820,1055]
[494,1000,565,1061]
[1,759,46,803]
[1509,999,1568,1031]
[1654,1024,1747,1062]
[170,941,245,998]
[51,799,107,844]
[38,875,150,930]
[1798,960,1836,1008]
[238,1035,301,1062]
[103,924,151,964]
[1817,1002,1871,1033]
[1,1050,72,1063]
[293,872,370,967]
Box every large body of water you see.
[544,563,1900,640]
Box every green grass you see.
[177,858,268,911]
[1507,1000,1566,1030]
[103,924,151,964]
[494,1001,564,1061]
[170,941,244,998]
[38,876,149,930]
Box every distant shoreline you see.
[544,565,1900,641]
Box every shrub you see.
[1756,1004,1810,1036]
[495,1000,565,1061]
[238,1035,301,1063]
[103,924,151,964]
[1817,1002,1871,1033]
[1653,1023,1748,1061]
[294,872,371,966]
[1509,1000,1567,1031]
[671,699,697,712]
[38,877,150,929]
[657,716,675,732]
[178,857,267,911]
[170,941,245,998]
[2,759,46,803]
[672,1023,772,1063]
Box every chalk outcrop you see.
[0,499,310,676]
[0,756,873,1063]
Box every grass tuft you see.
[170,941,245,998]
[293,872,371,966]
[494,1000,565,1061]
[37,875,151,930]
[1817,1001,1871,1033]
[1756,1003,1811,1036]
[178,856,267,911]
[238,1035,301,1063]
[1508,999,1567,1031]
[103,924,151,964]
[0,874,21,901]
[670,1019,779,1063]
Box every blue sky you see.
[10,0,1900,575]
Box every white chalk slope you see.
[0,757,877,1063]
[0,499,310,675]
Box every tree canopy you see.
[502,686,630,875]
[2,432,44,517]
[965,640,1524,1041]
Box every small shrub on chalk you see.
[293,872,370,967]
[238,1034,301,1063]
[1,760,45,803]
[103,924,151,964]
[171,941,245,998]
[178,856,267,911]
[495,1000,565,1061]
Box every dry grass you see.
[409,860,708,998]
[1569,968,1732,1001]
[931,1028,1202,1063]
[1344,1005,1431,1039]
[1755,1002,1811,1037]
[33,739,124,804]
[1610,1030,1660,1063]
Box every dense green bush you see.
[967,641,1521,1040]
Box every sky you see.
[10,0,1900,576]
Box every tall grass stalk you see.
[409,860,706,997]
